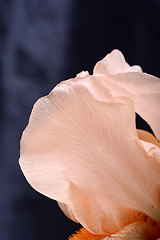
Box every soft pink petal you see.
[94,49,142,75]
[94,73,160,141]
[76,71,89,78]
[137,130,160,174]
[19,75,160,235]
[93,50,160,140]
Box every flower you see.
[19,50,160,239]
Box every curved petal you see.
[140,140,160,174]
[19,75,160,235]
[93,73,160,141]
[94,49,142,75]
[93,50,160,141]
[137,130,160,173]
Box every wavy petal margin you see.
[93,50,160,141]
[19,75,160,235]
[94,49,142,75]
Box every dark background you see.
[0,0,160,239]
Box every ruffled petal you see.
[93,73,160,141]
[76,71,89,78]
[93,50,160,141]
[94,49,142,75]
[19,75,160,235]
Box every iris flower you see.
[19,50,160,239]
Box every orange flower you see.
[19,50,160,239]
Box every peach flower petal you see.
[19,75,160,235]
[93,50,160,141]
[92,73,160,141]
[76,71,89,78]
[136,130,160,174]
[94,49,142,75]
[108,72,160,141]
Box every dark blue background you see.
[0,0,160,239]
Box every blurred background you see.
[0,0,160,239]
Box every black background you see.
[0,0,160,239]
